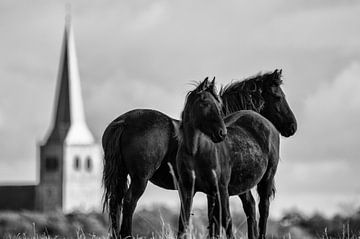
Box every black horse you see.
[177,77,281,239]
[102,70,297,238]
[176,78,233,238]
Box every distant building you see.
[0,19,103,212]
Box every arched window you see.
[86,157,92,172]
[45,156,58,172]
[74,156,80,170]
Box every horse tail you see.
[102,119,128,236]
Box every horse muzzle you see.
[281,122,297,137]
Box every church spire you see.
[46,16,94,145]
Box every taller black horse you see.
[102,70,297,238]
[176,76,283,239]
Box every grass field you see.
[1,205,360,239]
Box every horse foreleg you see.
[218,186,234,239]
[177,173,195,239]
[177,191,194,239]
[210,185,233,238]
[207,194,218,238]
[120,176,148,238]
[257,179,274,239]
[239,191,258,239]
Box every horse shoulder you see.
[228,111,277,153]
[268,126,280,157]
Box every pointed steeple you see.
[46,17,94,145]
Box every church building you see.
[0,18,103,212]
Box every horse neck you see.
[181,122,200,156]
[221,92,262,116]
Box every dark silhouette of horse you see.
[177,78,281,239]
[208,69,296,239]
[176,78,233,238]
[208,109,281,239]
[102,70,297,238]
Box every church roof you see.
[45,18,94,145]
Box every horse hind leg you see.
[109,184,126,239]
[106,168,128,239]
[102,120,128,238]
[120,176,148,238]
[103,157,128,238]
[257,178,275,239]
[239,191,258,239]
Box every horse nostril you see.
[289,122,297,135]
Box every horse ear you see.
[209,77,216,89]
[199,77,209,91]
[272,69,282,80]
[196,77,209,92]
[273,69,283,77]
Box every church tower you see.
[36,17,102,212]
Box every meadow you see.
[1,205,360,239]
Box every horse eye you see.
[270,89,282,100]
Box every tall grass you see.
[1,208,360,238]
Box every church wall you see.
[36,144,64,211]
[62,144,103,212]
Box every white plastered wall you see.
[62,143,103,212]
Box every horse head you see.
[260,69,297,137]
[180,77,227,151]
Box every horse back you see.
[103,109,177,180]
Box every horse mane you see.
[219,70,282,115]
[177,81,203,142]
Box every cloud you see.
[86,74,185,138]
[130,1,169,31]
[277,159,359,194]
[1,0,360,216]
[0,109,4,129]
[249,2,360,50]
[275,62,360,214]
[284,62,360,161]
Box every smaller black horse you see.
[176,78,233,238]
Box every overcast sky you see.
[1,0,360,218]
